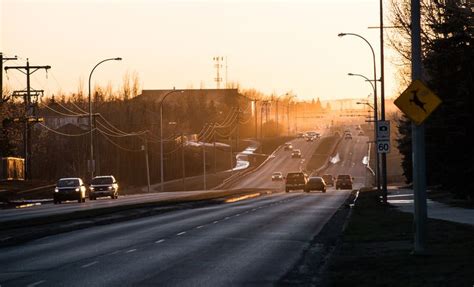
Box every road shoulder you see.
[324,188,474,286]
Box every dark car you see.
[89,175,119,200]
[322,174,334,186]
[285,172,308,193]
[291,149,302,158]
[283,143,293,151]
[54,177,87,204]
[336,174,353,190]
[305,176,326,193]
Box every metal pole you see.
[144,139,151,193]
[160,103,164,191]
[203,141,207,190]
[159,89,183,192]
[88,57,121,181]
[339,33,380,193]
[411,0,427,254]
[352,73,380,189]
[380,0,388,204]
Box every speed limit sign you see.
[377,139,390,153]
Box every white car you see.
[271,172,284,181]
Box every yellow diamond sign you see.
[394,80,442,125]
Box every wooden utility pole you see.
[4,59,51,179]
[1,53,18,103]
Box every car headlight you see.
[108,186,113,190]
[75,187,80,192]
[90,187,94,191]
[54,188,59,193]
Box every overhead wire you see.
[37,122,94,137]
[100,133,143,153]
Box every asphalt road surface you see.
[0,128,370,286]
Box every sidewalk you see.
[388,188,474,226]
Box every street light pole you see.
[350,72,381,190]
[159,89,184,192]
[339,32,380,193]
[88,57,121,180]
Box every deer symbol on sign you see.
[410,89,427,113]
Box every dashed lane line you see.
[155,239,165,244]
[125,249,137,253]
[176,232,186,236]
[81,261,98,268]
[26,280,45,287]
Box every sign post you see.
[376,120,390,154]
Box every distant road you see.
[0,128,370,286]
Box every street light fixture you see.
[159,89,184,192]
[339,32,381,193]
[88,57,122,180]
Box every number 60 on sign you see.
[377,139,390,153]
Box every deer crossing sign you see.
[394,80,442,125]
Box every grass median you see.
[325,188,474,287]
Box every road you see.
[0,128,370,286]
[229,136,321,189]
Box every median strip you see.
[225,192,261,203]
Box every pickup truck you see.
[285,172,308,193]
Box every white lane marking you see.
[27,280,45,287]
[81,261,98,268]
[109,250,120,255]
[224,217,230,220]
[155,239,165,244]
[126,249,137,253]
[213,221,219,224]
[235,214,240,217]
[196,225,204,229]
[252,208,257,211]
[176,232,186,236]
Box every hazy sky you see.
[1,0,399,101]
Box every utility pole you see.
[213,133,217,185]
[4,59,51,179]
[142,138,151,193]
[203,140,207,190]
[229,135,233,176]
[287,101,290,136]
[411,0,427,254]
[260,103,264,138]
[181,132,186,191]
[236,107,240,149]
[275,98,279,136]
[253,99,258,139]
[1,53,18,102]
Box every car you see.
[306,136,314,142]
[271,172,284,181]
[285,172,308,192]
[291,149,302,158]
[283,142,293,151]
[358,131,364,136]
[54,177,87,204]
[297,132,305,138]
[305,176,327,193]
[322,174,334,186]
[89,175,119,200]
[344,133,352,140]
[336,174,353,190]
